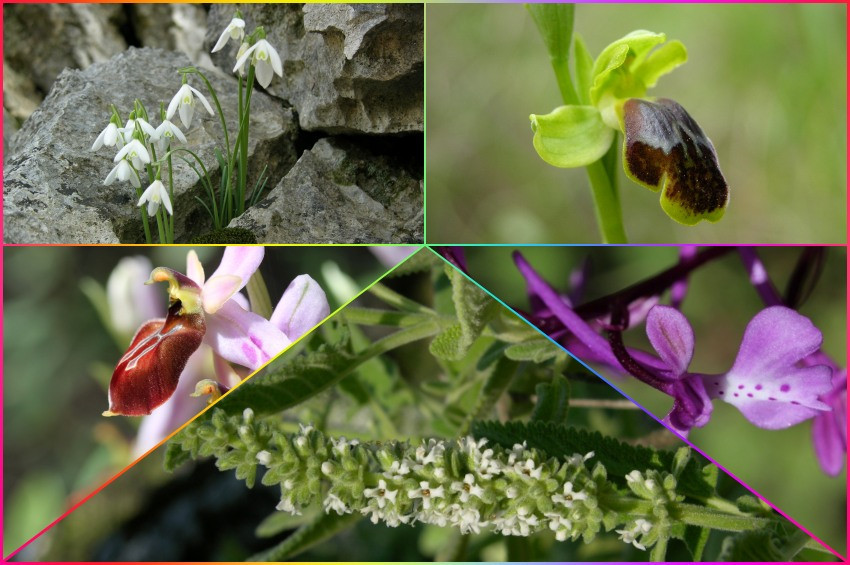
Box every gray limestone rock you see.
[207,4,423,134]
[129,5,212,69]
[4,47,298,243]
[228,137,423,243]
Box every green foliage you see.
[384,247,437,277]
[530,374,570,425]
[430,266,499,361]
[249,512,362,561]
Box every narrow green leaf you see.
[246,270,273,320]
[683,525,711,561]
[430,267,499,361]
[248,511,362,561]
[530,374,570,424]
[530,105,614,169]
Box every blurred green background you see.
[463,245,846,554]
[2,246,406,558]
[426,4,846,243]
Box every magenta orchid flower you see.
[510,250,838,446]
[104,247,330,417]
[646,305,833,435]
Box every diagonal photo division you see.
[438,245,846,558]
[3,244,419,560]
[15,248,839,561]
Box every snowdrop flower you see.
[122,118,157,140]
[167,83,214,129]
[114,139,151,170]
[92,122,120,151]
[233,39,283,88]
[104,159,140,188]
[212,17,246,53]
[137,180,173,217]
[153,119,187,151]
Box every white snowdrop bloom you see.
[234,42,250,77]
[122,117,157,140]
[233,38,283,88]
[153,119,187,150]
[552,482,588,508]
[450,473,485,503]
[256,450,272,466]
[114,139,151,170]
[104,159,139,188]
[137,180,172,217]
[92,122,120,151]
[167,83,214,129]
[363,479,398,509]
[323,493,349,515]
[407,481,444,510]
[211,17,246,53]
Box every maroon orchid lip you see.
[622,98,729,225]
[104,300,206,417]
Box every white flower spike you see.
[92,122,120,151]
[212,17,246,53]
[137,180,173,217]
[233,39,283,89]
[166,84,214,129]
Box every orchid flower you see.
[166,83,214,129]
[528,27,728,226]
[104,247,330,417]
[511,251,837,441]
[233,38,283,89]
[137,180,173,217]
[212,16,246,53]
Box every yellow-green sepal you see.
[530,105,615,169]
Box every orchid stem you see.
[585,159,627,243]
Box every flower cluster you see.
[91,11,284,242]
[178,407,690,551]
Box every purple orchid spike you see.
[436,247,469,274]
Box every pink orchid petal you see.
[186,250,205,286]
[204,300,291,371]
[201,247,264,312]
[202,274,243,314]
[231,292,250,311]
[270,275,330,340]
[706,306,833,429]
[645,305,694,377]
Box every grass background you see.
[426,4,847,243]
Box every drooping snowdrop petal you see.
[92,122,120,151]
[137,180,172,217]
[114,139,151,167]
[212,17,246,52]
